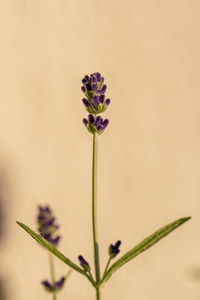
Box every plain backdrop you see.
[0,0,200,299]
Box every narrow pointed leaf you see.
[16,221,95,286]
[101,216,191,285]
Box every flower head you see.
[78,255,90,272]
[37,206,60,246]
[81,72,110,114]
[109,240,121,259]
[41,277,66,293]
[83,114,109,135]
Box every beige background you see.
[0,0,200,299]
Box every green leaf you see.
[100,216,191,286]
[16,221,96,287]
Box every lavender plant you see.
[37,206,71,299]
[17,72,191,300]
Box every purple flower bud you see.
[92,76,97,83]
[82,98,90,107]
[78,255,90,272]
[95,72,101,77]
[55,277,65,289]
[105,99,110,106]
[99,95,105,103]
[109,240,121,258]
[42,280,52,290]
[92,84,98,93]
[88,114,95,124]
[81,86,86,93]
[82,79,86,84]
[95,116,103,130]
[100,84,107,94]
[102,119,109,129]
[52,236,60,246]
[93,95,100,106]
[96,73,101,82]
[83,118,88,127]
[86,83,92,91]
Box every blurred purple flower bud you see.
[42,280,52,291]
[55,277,65,289]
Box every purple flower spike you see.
[78,255,90,272]
[83,114,109,135]
[109,240,121,259]
[37,206,60,247]
[81,72,110,114]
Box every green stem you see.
[49,252,57,300]
[102,257,111,278]
[88,270,95,284]
[92,132,101,286]
[96,286,101,300]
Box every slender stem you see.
[88,269,95,284]
[102,257,111,278]
[49,252,57,300]
[92,132,101,286]
[96,286,101,300]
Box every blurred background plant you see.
[37,206,71,300]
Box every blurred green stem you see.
[49,252,57,300]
